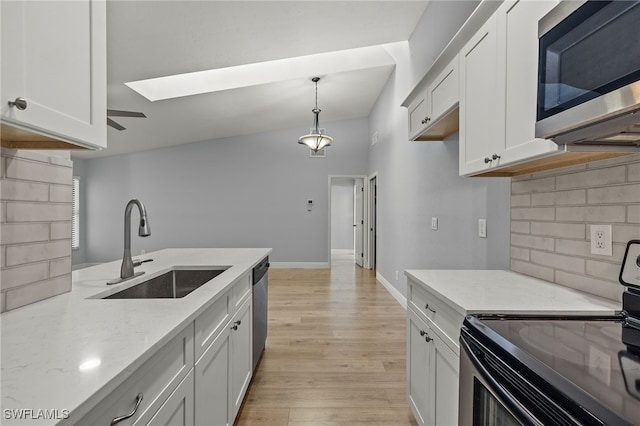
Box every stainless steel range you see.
[459,240,640,425]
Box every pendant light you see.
[298,77,333,152]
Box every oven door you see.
[459,328,544,426]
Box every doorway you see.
[328,175,366,269]
[367,174,377,270]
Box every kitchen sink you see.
[103,268,229,299]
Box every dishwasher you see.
[252,257,269,371]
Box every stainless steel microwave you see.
[535,0,640,149]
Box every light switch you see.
[478,219,487,238]
[431,217,438,230]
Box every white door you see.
[354,178,364,267]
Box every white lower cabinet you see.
[78,272,254,426]
[195,295,252,426]
[407,278,461,426]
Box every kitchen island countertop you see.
[0,248,271,425]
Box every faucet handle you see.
[132,258,153,268]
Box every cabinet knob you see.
[111,393,143,425]
[8,97,27,111]
[419,330,426,336]
[425,335,433,343]
[492,153,501,160]
[484,157,492,164]
[421,116,432,125]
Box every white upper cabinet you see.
[408,55,460,142]
[459,0,560,176]
[0,0,106,150]
[459,14,503,176]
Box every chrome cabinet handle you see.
[424,334,433,343]
[111,393,143,425]
[8,97,27,110]
[231,320,241,331]
[419,330,426,336]
[492,153,501,160]
[421,116,432,125]
[419,330,433,342]
[484,157,492,164]
[425,303,436,313]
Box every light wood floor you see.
[235,254,418,426]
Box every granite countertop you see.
[0,248,271,425]
[405,269,620,316]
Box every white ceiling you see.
[74,0,429,159]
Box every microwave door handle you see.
[460,334,543,426]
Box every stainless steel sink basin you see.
[103,268,229,299]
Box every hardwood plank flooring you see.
[235,254,418,426]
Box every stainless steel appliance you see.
[535,0,640,149]
[252,257,269,371]
[459,240,640,425]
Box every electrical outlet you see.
[395,270,399,281]
[478,219,487,238]
[590,224,612,256]
[431,217,438,230]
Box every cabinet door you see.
[432,331,459,426]
[497,0,560,165]
[146,370,195,426]
[0,0,106,149]
[407,308,431,426]
[459,14,504,176]
[408,95,431,140]
[428,56,459,124]
[195,324,232,426]
[229,297,253,421]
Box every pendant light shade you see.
[298,77,333,152]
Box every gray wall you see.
[79,118,369,264]
[367,0,511,297]
[331,179,355,250]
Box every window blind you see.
[72,177,80,250]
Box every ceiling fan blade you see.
[107,117,126,131]
[107,109,147,118]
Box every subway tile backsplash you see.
[0,149,73,312]
[511,153,640,302]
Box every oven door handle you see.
[460,332,542,425]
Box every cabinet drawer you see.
[408,282,463,349]
[194,289,231,362]
[78,324,194,426]
[231,272,251,311]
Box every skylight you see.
[125,43,400,102]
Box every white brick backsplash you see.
[555,271,621,302]
[1,246,5,268]
[6,158,72,185]
[511,221,530,234]
[510,246,530,261]
[511,207,555,221]
[588,184,640,204]
[2,149,49,164]
[511,259,555,282]
[50,257,72,278]
[531,189,586,206]
[50,222,72,240]
[1,180,49,201]
[7,202,71,222]
[0,291,4,313]
[49,156,73,168]
[512,176,555,194]
[1,223,49,245]
[586,260,621,283]
[628,205,640,223]
[49,185,72,203]
[1,202,5,222]
[530,222,585,239]
[511,194,531,207]
[556,166,626,190]
[1,262,49,290]
[530,250,584,274]
[5,274,71,311]
[612,224,640,243]
[511,156,638,302]
[6,240,71,267]
[629,162,640,182]
[511,234,555,251]
[556,205,626,223]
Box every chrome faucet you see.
[108,199,151,285]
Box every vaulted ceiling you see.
[74,1,429,158]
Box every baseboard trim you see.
[269,262,330,269]
[376,272,407,310]
[331,249,354,255]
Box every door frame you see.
[365,172,378,270]
[328,175,367,269]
